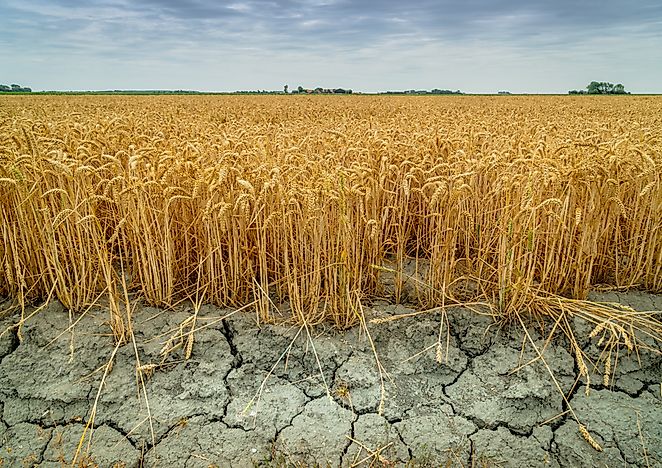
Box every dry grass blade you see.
[356,299,391,415]
[71,340,121,466]
[242,325,304,419]
[515,312,603,452]
[346,436,394,467]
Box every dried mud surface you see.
[0,291,660,467]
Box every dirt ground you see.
[0,291,660,467]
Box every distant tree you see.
[297,86,304,93]
[284,84,288,94]
[586,81,627,94]
[587,81,599,93]
[0,83,31,92]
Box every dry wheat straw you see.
[0,95,660,336]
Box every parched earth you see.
[0,292,660,467]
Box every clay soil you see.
[0,291,660,467]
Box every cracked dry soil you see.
[0,291,660,467]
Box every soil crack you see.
[272,399,310,444]
[330,349,354,385]
[36,426,54,464]
[0,323,20,365]
[151,413,208,448]
[220,319,243,369]
[392,423,413,461]
[100,421,139,450]
[340,415,358,463]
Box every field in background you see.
[1,95,660,337]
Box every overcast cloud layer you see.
[1,0,661,93]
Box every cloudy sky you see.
[1,0,661,93]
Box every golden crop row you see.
[1,95,660,336]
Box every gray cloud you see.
[1,0,661,92]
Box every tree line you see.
[288,85,353,94]
[569,81,628,95]
[383,89,463,95]
[0,83,32,92]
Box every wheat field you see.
[1,95,660,338]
